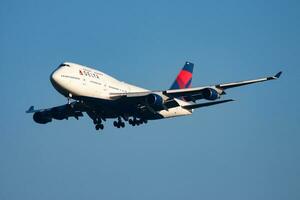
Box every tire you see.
[113,121,118,127]
[100,124,104,130]
[121,122,125,128]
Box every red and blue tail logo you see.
[170,62,194,90]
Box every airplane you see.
[26,62,282,131]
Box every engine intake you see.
[146,94,164,111]
[202,88,220,100]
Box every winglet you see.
[275,71,282,79]
[267,71,283,80]
[26,106,34,113]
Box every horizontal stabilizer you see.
[182,99,234,109]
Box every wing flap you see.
[182,99,234,109]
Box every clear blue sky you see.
[1,0,299,199]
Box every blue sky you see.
[1,0,299,199]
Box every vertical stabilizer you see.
[170,62,194,90]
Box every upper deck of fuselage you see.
[55,62,148,93]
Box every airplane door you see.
[104,83,107,92]
[82,78,86,86]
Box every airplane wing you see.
[163,71,282,99]
[109,71,282,105]
[26,101,85,124]
[215,71,282,89]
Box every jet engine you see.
[146,93,165,111]
[33,112,52,124]
[202,88,220,100]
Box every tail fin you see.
[170,62,194,90]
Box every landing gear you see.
[113,117,125,128]
[128,118,147,126]
[95,124,104,130]
[93,117,104,131]
[67,93,72,104]
[93,115,148,130]
[93,117,101,125]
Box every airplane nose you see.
[50,69,69,96]
[50,70,60,85]
[50,67,70,97]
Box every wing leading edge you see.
[216,71,282,90]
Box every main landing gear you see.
[93,117,104,131]
[95,123,104,130]
[112,117,147,128]
[113,117,125,128]
[93,116,148,131]
[128,118,147,126]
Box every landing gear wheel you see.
[113,117,126,129]
[95,123,104,131]
[120,122,125,128]
[99,124,104,130]
[113,121,118,127]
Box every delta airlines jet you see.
[26,62,282,131]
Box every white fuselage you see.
[50,62,192,119]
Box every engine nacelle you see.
[146,93,164,111]
[202,88,220,100]
[33,112,52,124]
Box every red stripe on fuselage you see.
[176,70,192,89]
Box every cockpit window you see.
[59,63,70,67]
